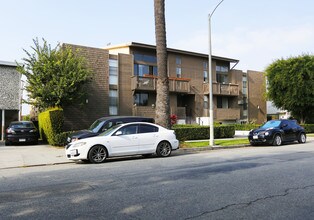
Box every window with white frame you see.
[109,89,118,115]
[109,59,118,85]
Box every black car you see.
[67,116,155,143]
[5,121,39,146]
[248,119,306,146]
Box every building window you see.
[217,97,229,109]
[109,59,118,85]
[176,57,182,78]
[176,67,182,78]
[109,89,118,115]
[243,97,248,110]
[203,61,208,82]
[134,93,148,106]
[134,53,157,63]
[216,65,229,84]
[242,75,247,96]
[134,64,157,76]
[204,96,208,109]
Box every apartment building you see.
[63,42,266,131]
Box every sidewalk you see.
[0,142,71,169]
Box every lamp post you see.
[208,0,224,146]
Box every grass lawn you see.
[181,133,314,148]
[181,138,250,148]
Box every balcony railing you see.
[214,108,240,120]
[131,75,190,93]
[203,82,239,96]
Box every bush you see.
[302,124,314,133]
[38,107,64,145]
[53,131,75,146]
[233,124,261,131]
[173,124,235,141]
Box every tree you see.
[154,0,171,128]
[266,54,314,123]
[17,38,92,111]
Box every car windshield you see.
[260,120,281,129]
[10,122,35,129]
[88,120,104,133]
[99,124,123,136]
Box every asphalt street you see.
[0,138,314,219]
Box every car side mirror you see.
[115,131,123,136]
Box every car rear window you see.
[11,122,35,129]
[138,124,158,133]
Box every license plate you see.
[70,149,78,156]
[19,139,26,142]
[253,135,258,139]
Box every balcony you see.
[214,108,240,120]
[203,82,239,96]
[131,75,190,93]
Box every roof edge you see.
[0,60,18,67]
[104,42,239,63]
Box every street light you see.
[208,0,224,146]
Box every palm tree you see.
[154,0,170,128]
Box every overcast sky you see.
[1,0,313,115]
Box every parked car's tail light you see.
[6,128,16,134]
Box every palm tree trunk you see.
[154,0,170,128]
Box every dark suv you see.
[248,119,306,146]
[67,116,155,143]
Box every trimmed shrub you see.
[38,107,64,145]
[53,131,75,146]
[173,124,235,141]
[233,124,261,131]
[302,124,314,133]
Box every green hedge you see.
[38,107,64,145]
[54,131,75,146]
[232,124,261,131]
[302,124,314,133]
[173,124,235,141]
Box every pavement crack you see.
[185,184,314,219]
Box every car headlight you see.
[265,131,269,136]
[71,137,79,142]
[73,142,87,148]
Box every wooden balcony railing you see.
[131,75,190,93]
[214,108,241,120]
[203,82,239,96]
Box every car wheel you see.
[272,134,282,146]
[5,141,10,146]
[250,141,257,146]
[298,133,306,144]
[88,145,107,163]
[156,141,172,157]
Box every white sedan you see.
[65,122,179,163]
